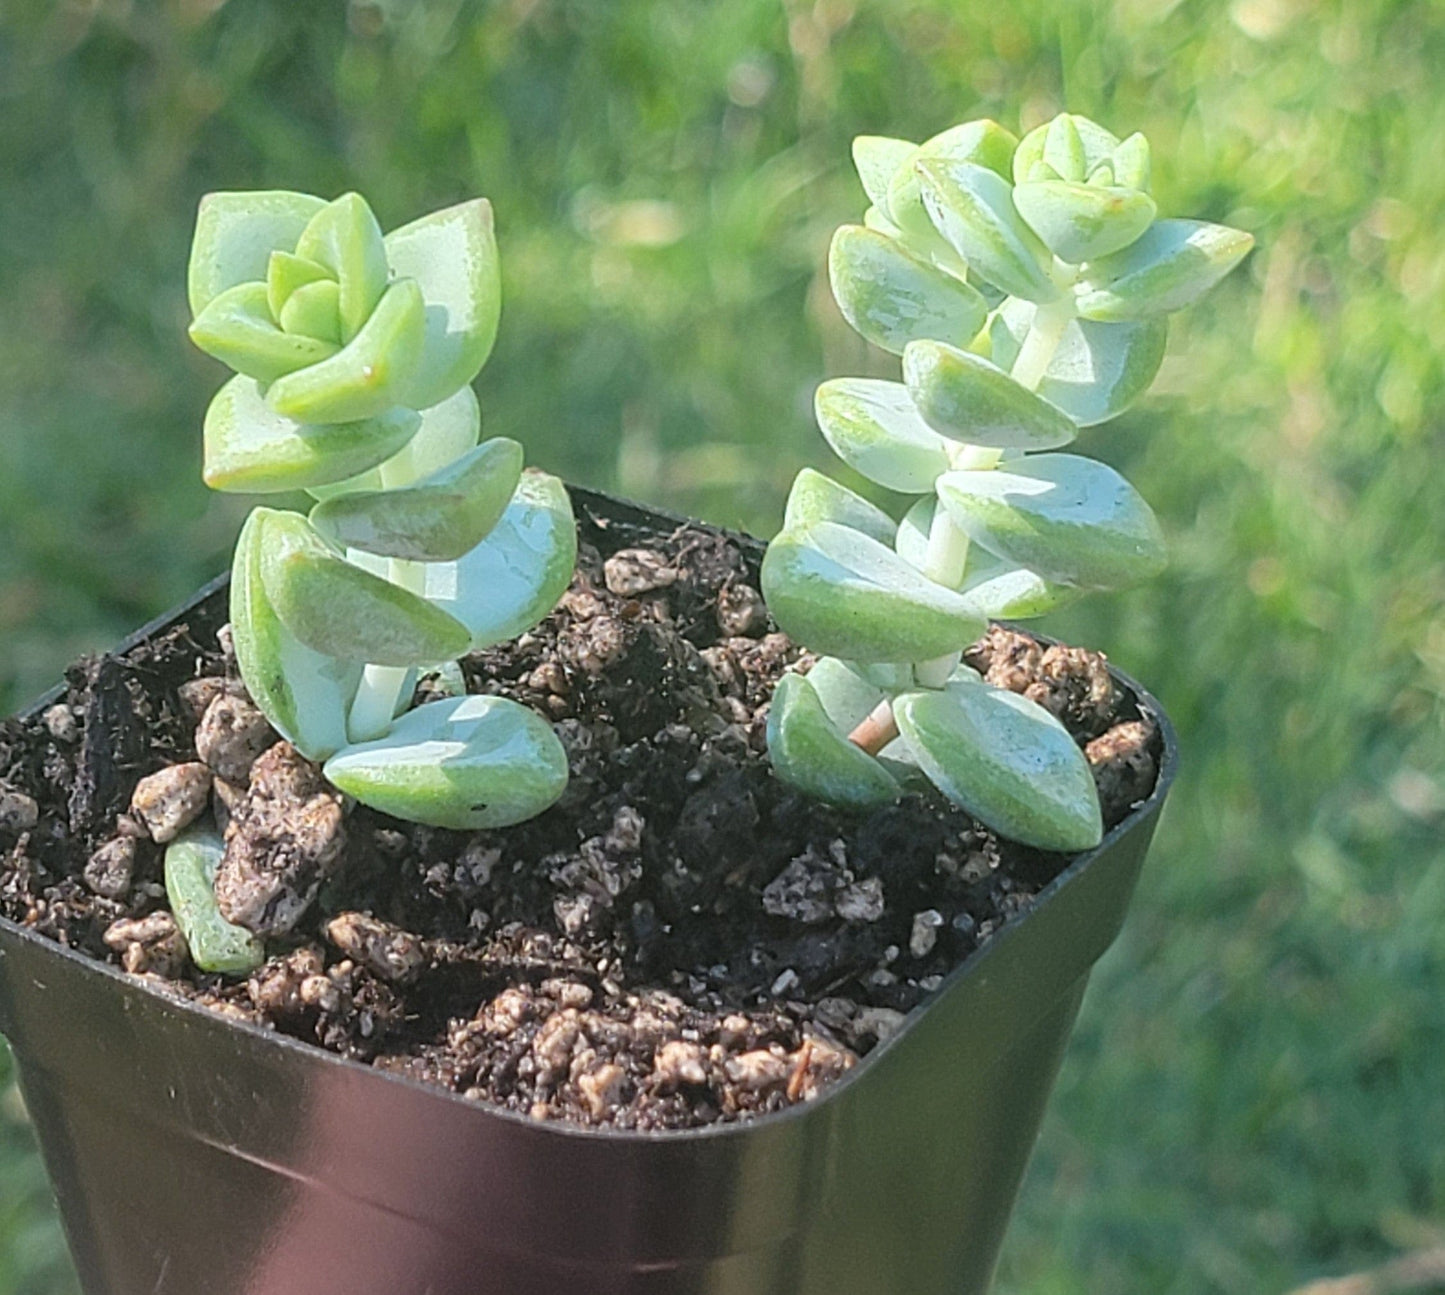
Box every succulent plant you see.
[189,190,575,831]
[763,113,1252,851]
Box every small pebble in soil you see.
[213,743,346,937]
[324,912,427,985]
[129,762,212,843]
[104,911,188,978]
[42,704,79,744]
[0,786,39,834]
[83,836,138,899]
[195,694,275,785]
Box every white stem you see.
[921,502,970,589]
[346,556,431,742]
[913,651,961,690]
[1009,294,1074,393]
[348,665,411,743]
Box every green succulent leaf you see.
[1012,180,1157,263]
[1013,114,1121,187]
[187,190,326,316]
[266,250,331,320]
[165,828,265,976]
[783,468,896,545]
[852,135,915,209]
[1111,132,1152,191]
[895,494,1076,616]
[309,436,524,561]
[915,159,1058,303]
[423,470,577,650]
[384,198,503,410]
[862,204,904,238]
[986,299,1167,426]
[307,384,481,501]
[266,278,427,424]
[893,683,1103,851]
[260,511,471,667]
[1074,219,1255,322]
[203,376,420,494]
[761,521,986,663]
[277,277,343,345]
[959,545,1083,619]
[767,673,900,809]
[937,453,1167,590]
[203,375,420,494]
[902,339,1078,450]
[294,192,390,344]
[230,508,360,761]
[324,694,568,830]
[803,656,887,732]
[189,282,338,384]
[814,378,951,492]
[829,225,988,356]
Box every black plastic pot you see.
[0,487,1175,1295]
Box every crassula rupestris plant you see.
[762,112,1251,851]
[171,190,576,968]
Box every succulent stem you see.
[848,698,900,756]
[1008,294,1074,393]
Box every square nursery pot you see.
[0,486,1175,1295]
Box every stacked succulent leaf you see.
[762,114,1252,850]
[188,191,574,833]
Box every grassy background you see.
[1,1,1443,1291]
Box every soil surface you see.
[0,496,1161,1131]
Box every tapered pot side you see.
[0,487,1174,1295]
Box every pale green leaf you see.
[294,192,389,343]
[266,250,331,321]
[814,378,951,492]
[1075,219,1255,322]
[165,828,265,976]
[1014,114,1121,186]
[959,544,1083,619]
[324,694,568,830]
[803,656,886,732]
[423,470,577,650]
[915,158,1058,303]
[937,453,1167,590]
[203,376,420,494]
[1012,181,1157,263]
[189,282,337,383]
[309,436,523,561]
[852,135,915,209]
[987,299,1167,427]
[230,508,360,761]
[783,468,896,545]
[894,683,1103,851]
[260,511,471,666]
[1111,132,1152,191]
[829,225,987,355]
[187,190,325,316]
[384,198,503,410]
[766,673,899,809]
[277,277,342,344]
[266,279,427,423]
[902,339,1078,449]
[308,384,481,501]
[761,521,986,663]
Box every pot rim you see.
[0,491,1177,1145]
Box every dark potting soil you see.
[0,499,1160,1131]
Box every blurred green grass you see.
[1,1,1442,1291]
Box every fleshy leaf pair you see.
[768,661,1102,852]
